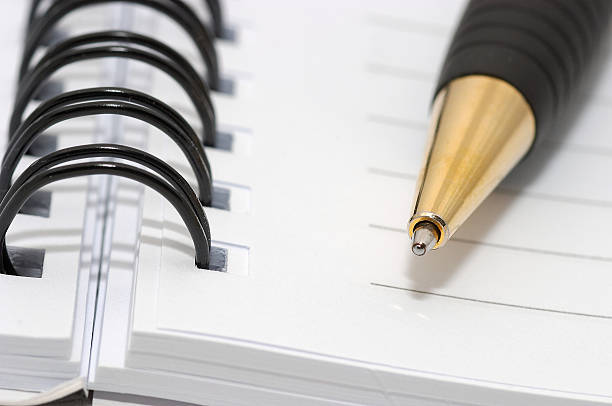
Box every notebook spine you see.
[0,0,225,274]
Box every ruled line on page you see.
[365,63,612,109]
[366,11,612,56]
[370,282,612,321]
[367,167,416,180]
[366,112,612,159]
[365,63,434,82]
[365,11,612,53]
[366,114,428,131]
[368,223,612,264]
[365,64,436,84]
[367,166,612,209]
[541,141,612,158]
[365,13,452,37]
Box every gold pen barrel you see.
[408,75,536,251]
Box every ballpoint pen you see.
[408,0,612,256]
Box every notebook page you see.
[98,1,612,405]
[0,2,128,394]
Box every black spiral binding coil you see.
[0,0,228,275]
[21,0,221,89]
[11,31,217,146]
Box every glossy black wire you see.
[0,143,211,245]
[0,162,210,274]
[28,0,225,39]
[26,0,41,28]
[11,41,216,147]
[18,31,215,144]
[21,0,220,89]
[204,0,225,38]
[9,93,211,202]
[17,87,207,171]
[2,100,213,205]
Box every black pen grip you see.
[436,0,612,139]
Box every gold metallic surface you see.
[408,213,447,249]
[408,75,536,249]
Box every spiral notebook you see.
[2,0,612,405]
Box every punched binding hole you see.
[40,28,68,47]
[214,131,234,151]
[19,190,52,218]
[209,246,228,272]
[221,26,237,42]
[217,77,236,96]
[33,80,63,101]
[4,246,45,278]
[25,134,57,157]
[211,186,231,211]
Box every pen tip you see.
[411,241,427,256]
[411,222,439,256]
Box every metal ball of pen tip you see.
[411,222,439,257]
